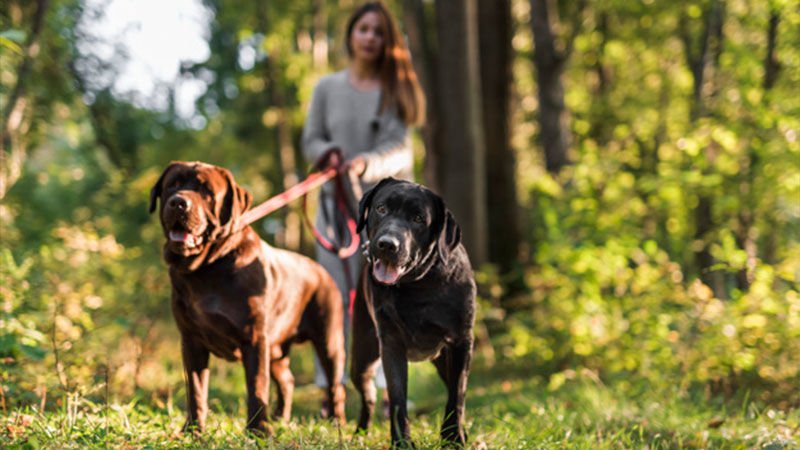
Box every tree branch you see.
[562,0,588,60]
[1,0,49,198]
[1,0,49,135]
[763,9,781,90]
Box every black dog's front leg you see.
[351,282,381,433]
[380,336,413,448]
[434,338,473,445]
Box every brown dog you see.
[149,161,346,433]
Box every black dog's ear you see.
[438,209,462,258]
[357,177,399,233]
[149,162,180,214]
[430,191,461,259]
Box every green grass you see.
[2,352,798,449]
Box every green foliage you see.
[496,0,800,406]
[492,198,800,399]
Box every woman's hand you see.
[347,156,367,177]
[316,148,343,170]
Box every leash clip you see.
[362,240,371,263]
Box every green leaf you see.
[20,344,47,360]
[0,29,26,43]
[0,36,24,55]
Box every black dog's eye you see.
[413,214,425,224]
[375,204,387,215]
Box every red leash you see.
[237,152,361,315]
[301,171,361,315]
[239,167,338,228]
[300,173,361,260]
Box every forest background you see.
[1,0,798,447]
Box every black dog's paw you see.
[393,437,417,449]
[441,427,467,448]
[246,420,274,438]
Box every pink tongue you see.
[170,231,191,244]
[373,260,401,285]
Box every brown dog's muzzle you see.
[163,192,208,253]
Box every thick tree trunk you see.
[477,0,520,272]
[402,0,442,192]
[434,0,488,265]
[530,0,571,174]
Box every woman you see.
[301,1,426,412]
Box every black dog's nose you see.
[168,196,190,211]
[376,235,399,254]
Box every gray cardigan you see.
[302,69,414,189]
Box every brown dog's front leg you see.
[380,337,413,448]
[242,338,271,434]
[181,335,210,433]
[270,355,294,422]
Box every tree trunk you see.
[530,0,572,174]
[312,0,328,69]
[588,9,613,145]
[680,0,726,297]
[1,0,49,199]
[402,0,442,192]
[763,11,781,91]
[736,8,781,290]
[477,0,520,272]
[434,0,488,265]
[257,3,300,250]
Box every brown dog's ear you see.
[357,177,399,233]
[149,162,180,214]
[429,191,461,259]
[218,167,252,227]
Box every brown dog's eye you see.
[375,204,387,215]
[413,214,425,224]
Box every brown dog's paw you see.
[180,420,204,437]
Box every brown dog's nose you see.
[168,196,191,211]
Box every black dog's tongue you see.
[373,260,402,285]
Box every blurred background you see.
[1,0,799,428]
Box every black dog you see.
[350,178,476,447]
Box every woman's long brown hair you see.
[346,2,426,127]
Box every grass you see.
[2,348,798,449]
